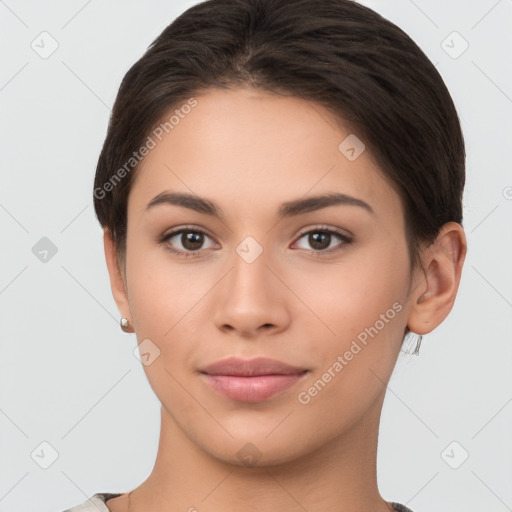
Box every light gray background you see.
[1,1,511,511]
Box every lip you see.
[199,357,308,402]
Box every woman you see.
[63,0,466,510]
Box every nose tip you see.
[213,249,290,338]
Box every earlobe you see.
[103,227,134,332]
[407,222,467,335]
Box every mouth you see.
[199,357,309,402]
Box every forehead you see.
[128,86,403,224]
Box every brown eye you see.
[308,232,331,250]
[181,231,204,250]
[293,227,352,254]
[161,227,217,258]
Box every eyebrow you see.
[145,191,374,219]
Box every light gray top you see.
[59,492,416,511]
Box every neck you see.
[124,391,393,512]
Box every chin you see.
[189,420,324,469]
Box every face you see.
[120,86,415,465]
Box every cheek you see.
[291,270,408,439]
[125,237,206,331]
[290,239,410,404]
[124,253,209,412]
[124,244,205,372]
[290,242,409,346]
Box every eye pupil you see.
[309,232,330,250]
[183,231,203,250]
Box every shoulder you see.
[391,503,415,512]
[56,494,413,512]
[57,493,123,512]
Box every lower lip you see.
[201,373,306,402]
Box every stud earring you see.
[120,317,132,333]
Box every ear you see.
[103,227,134,333]
[407,222,467,335]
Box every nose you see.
[213,244,291,338]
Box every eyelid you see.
[161,224,217,240]
[294,223,353,240]
[161,224,351,242]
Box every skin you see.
[103,86,466,512]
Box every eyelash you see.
[159,224,352,259]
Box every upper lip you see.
[200,357,307,377]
